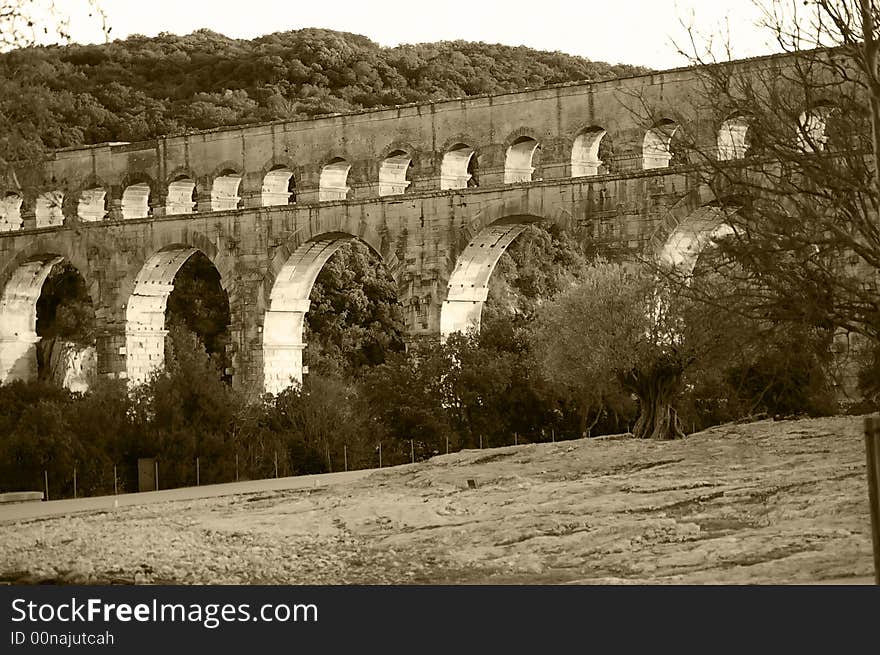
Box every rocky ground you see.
[0,416,875,584]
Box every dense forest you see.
[0,28,648,163]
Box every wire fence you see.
[3,428,566,501]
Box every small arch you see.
[261,166,296,206]
[35,191,65,228]
[0,192,23,232]
[571,127,607,177]
[165,176,197,215]
[504,136,539,183]
[263,232,379,393]
[378,150,412,196]
[319,158,351,202]
[717,114,751,161]
[798,104,834,153]
[643,119,679,169]
[440,215,544,337]
[121,182,151,219]
[77,187,107,222]
[211,169,242,211]
[441,143,476,190]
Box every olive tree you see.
[532,260,749,440]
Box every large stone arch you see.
[0,248,96,387]
[457,194,573,247]
[0,236,96,303]
[650,183,716,253]
[440,213,547,337]
[260,213,395,393]
[263,214,390,294]
[262,231,387,393]
[123,233,234,385]
[658,203,737,275]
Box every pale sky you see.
[60,0,784,70]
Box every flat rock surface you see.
[0,416,874,584]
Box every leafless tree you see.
[649,0,880,375]
[0,0,108,52]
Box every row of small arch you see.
[0,107,833,232]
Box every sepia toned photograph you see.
[0,0,878,590]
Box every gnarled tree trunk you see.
[623,363,685,440]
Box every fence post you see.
[344,445,348,472]
[235,454,239,482]
[72,468,77,499]
[113,465,118,495]
[479,434,483,449]
[410,439,415,463]
[378,442,382,468]
[514,432,518,446]
[196,457,200,487]
[446,435,449,455]
[327,444,332,473]
[44,470,49,501]
[274,451,279,479]
[154,460,159,491]
[552,428,555,444]
[865,417,880,585]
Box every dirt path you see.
[0,416,874,584]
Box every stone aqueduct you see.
[0,52,819,394]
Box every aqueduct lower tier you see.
[0,169,719,394]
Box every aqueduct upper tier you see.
[0,50,832,393]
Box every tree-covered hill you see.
[0,28,649,158]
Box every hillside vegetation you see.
[0,28,648,161]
